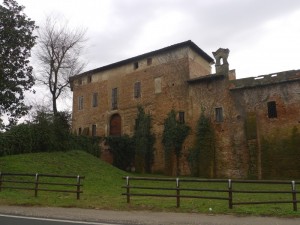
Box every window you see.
[87,75,92,83]
[133,62,139,70]
[92,124,97,136]
[147,58,152,66]
[78,127,82,135]
[134,81,141,98]
[154,77,162,94]
[92,93,98,107]
[268,101,277,118]
[215,107,223,122]
[78,96,84,110]
[179,111,185,124]
[78,78,82,85]
[112,88,118,110]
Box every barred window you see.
[134,81,141,98]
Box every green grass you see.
[0,150,299,217]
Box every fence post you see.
[228,179,233,209]
[126,176,130,203]
[0,172,2,192]
[34,173,39,197]
[77,175,81,200]
[176,178,180,208]
[291,181,297,211]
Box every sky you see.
[14,0,300,111]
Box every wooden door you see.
[109,114,121,136]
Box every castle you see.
[70,40,300,179]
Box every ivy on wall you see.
[261,126,300,179]
[188,109,215,177]
[105,135,135,171]
[133,106,155,173]
[162,109,190,176]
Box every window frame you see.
[179,111,185,124]
[133,62,139,70]
[134,81,141,98]
[92,124,97,136]
[215,107,224,122]
[78,96,84,110]
[112,87,118,110]
[92,92,98,107]
[267,101,277,118]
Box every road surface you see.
[0,205,300,225]
[0,214,122,225]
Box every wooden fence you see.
[0,172,84,199]
[122,177,299,211]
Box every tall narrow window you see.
[179,111,185,124]
[215,107,223,122]
[78,96,84,110]
[267,101,277,118]
[112,88,118,110]
[154,77,162,94]
[78,127,82,135]
[92,93,98,107]
[134,81,141,98]
[92,124,97,136]
[133,62,139,70]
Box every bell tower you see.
[213,48,230,75]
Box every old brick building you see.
[70,40,300,179]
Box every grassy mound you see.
[0,150,128,209]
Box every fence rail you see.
[0,172,85,199]
[122,176,299,211]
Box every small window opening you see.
[147,58,152,66]
[267,101,277,118]
[78,127,82,135]
[133,62,139,69]
[215,107,223,122]
[179,111,185,124]
[112,88,118,110]
[92,124,97,136]
[87,75,92,83]
[220,57,224,65]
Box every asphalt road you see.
[0,206,300,225]
[0,214,122,225]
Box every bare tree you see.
[35,16,87,114]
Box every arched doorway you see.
[109,114,121,136]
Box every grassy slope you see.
[0,150,128,209]
[0,151,299,217]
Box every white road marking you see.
[0,213,120,225]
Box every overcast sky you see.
[14,0,300,111]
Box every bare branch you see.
[34,15,87,114]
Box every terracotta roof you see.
[70,40,214,81]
